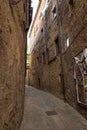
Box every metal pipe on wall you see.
[55,0,66,101]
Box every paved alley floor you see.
[20,85,87,130]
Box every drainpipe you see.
[44,11,49,63]
[55,0,66,101]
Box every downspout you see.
[44,9,49,63]
[44,10,50,91]
[55,0,66,101]
[25,0,28,76]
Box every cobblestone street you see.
[20,85,87,130]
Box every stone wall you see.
[29,0,87,119]
[60,0,87,119]
[0,0,25,130]
[29,0,63,100]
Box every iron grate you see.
[46,110,57,116]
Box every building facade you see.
[24,0,33,32]
[29,0,87,119]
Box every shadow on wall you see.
[9,0,21,4]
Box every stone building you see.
[24,0,33,32]
[0,0,26,130]
[29,0,87,119]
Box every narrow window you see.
[69,0,74,5]
[37,57,39,62]
[24,3,25,12]
[52,5,57,20]
[41,28,43,33]
[65,36,70,50]
[55,37,60,55]
[42,52,46,64]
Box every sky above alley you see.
[32,0,39,20]
[27,0,39,53]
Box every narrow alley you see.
[21,85,87,130]
[0,0,87,130]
